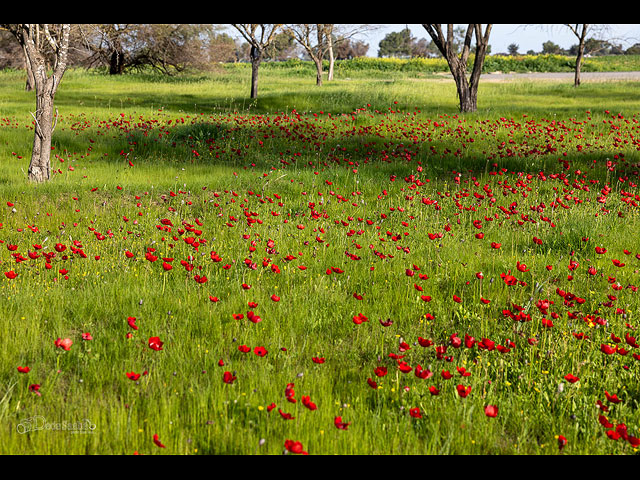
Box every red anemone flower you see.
[374,366,388,377]
[334,416,351,430]
[54,337,73,351]
[153,433,166,448]
[352,313,368,324]
[148,336,164,351]
[409,407,422,419]
[564,374,580,384]
[397,361,412,373]
[278,409,295,420]
[557,435,567,450]
[604,391,621,404]
[284,439,307,455]
[600,344,616,355]
[301,395,317,411]
[414,364,433,379]
[484,405,498,417]
[456,384,471,398]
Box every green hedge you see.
[221,55,640,76]
[482,54,575,72]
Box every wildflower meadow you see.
[1,65,639,454]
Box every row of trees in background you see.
[0,24,371,83]
[0,23,635,183]
[232,24,375,97]
[2,24,636,95]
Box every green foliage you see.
[377,27,414,58]
[483,54,576,72]
[217,55,640,78]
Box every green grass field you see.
[1,65,639,454]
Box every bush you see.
[217,54,640,78]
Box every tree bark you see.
[109,49,125,75]
[19,24,70,182]
[564,24,590,87]
[573,25,588,87]
[314,26,324,86]
[29,86,55,182]
[231,25,282,99]
[327,28,335,81]
[314,57,323,86]
[22,43,35,91]
[423,24,491,114]
[250,45,261,99]
[575,45,584,87]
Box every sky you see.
[223,24,640,57]
[355,24,640,56]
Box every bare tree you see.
[324,25,335,82]
[231,24,282,98]
[84,24,131,74]
[287,24,380,85]
[286,24,328,86]
[326,24,380,81]
[527,24,613,87]
[1,24,70,182]
[565,24,613,86]
[566,24,589,87]
[423,24,492,113]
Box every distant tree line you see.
[2,24,638,78]
[376,26,640,59]
[0,24,372,74]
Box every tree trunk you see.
[23,44,35,91]
[568,24,589,87]
[29,84,55,182]
[327,34,335,81]
[314,26,324,86]
[465,37,489,113]
[20,24,70,183]
[448,56,477,113]
[314,57,323,86]
[423,24,491,114]
[457,82,477,113]
[250,45,261,99]
[574,44,585,87]
[109,49,125,75]
[452,72,476,113]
